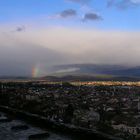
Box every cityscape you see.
[0,80,140,139]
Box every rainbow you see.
[32,64,48,78]
[32,66,40,78]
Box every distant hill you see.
[1,63,140,81]
[44,64,140,81]
[43,75,140,82]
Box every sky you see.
[0,0,140,29]
[0,0,140,76]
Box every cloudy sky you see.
[0,0,140,76]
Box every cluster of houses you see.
[1,81,140,139]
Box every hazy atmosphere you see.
[0,0,140,77]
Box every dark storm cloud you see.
[107,0,140,9]
[83,12,102,21]
[60,9,77,18]
[66,0,91,4]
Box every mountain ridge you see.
[43,64,140,81]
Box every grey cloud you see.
[107,0,140,9]
[0,42,70,77]
[60,9,77,18]
[131,0,140,4]
[1,27,140,77]
[66,0,91,4]
[83,12,102,21]
[15,26,25,32]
